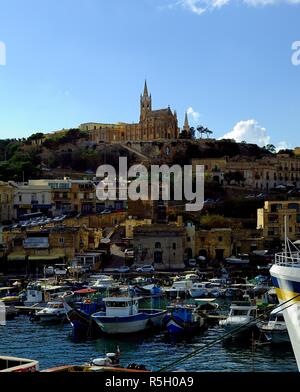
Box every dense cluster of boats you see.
[2,228,300,372]
[0,268,291,346]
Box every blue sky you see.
[0,0,300,149]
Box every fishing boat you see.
[24,280,70,306]
[90,275,116,290]
[132,284,163,298]
[270,221,300,370]
[164,280,193,298]
[63,298,104,339]
[219,299,257,338]
[163,303,205,335]
[258,306,290,344]
[225,254,250,265]
[31,300,67,323]
[91,296,167,334]
[188,282,211,298]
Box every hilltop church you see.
[79,81,184,143]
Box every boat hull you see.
[270,264,300,369]
[33,313,67,324]
[164,317,200,335]
[263,330,290,344]
[219,319,257,338]
[66,306,102,339]
[92,309,167,334]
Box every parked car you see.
[136,265,155,273]
[114,266,130,273]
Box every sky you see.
[0,0,300,150]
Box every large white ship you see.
[270,230,300,371]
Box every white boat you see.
[164,280,193,298]
[24,280,69,306]
[87,349,121,368]
[189,282,212,298]
[91,296,166,334]
[91,276,116,290]
[33,300,67,323]
[270,225,300,370]
[258,307,289,344]
[219,300,257,337]
[225,254,250,265]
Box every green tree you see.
[264,144,276,153]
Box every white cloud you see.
[222,119,270,146]
[276,140,292,152]
[187,106,201,123]
[172,0,300,15]
[178,0,229,14]
[222,120,294,151]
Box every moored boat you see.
[270,228,300,369]
[91,296,167,334]
[63,298,103,339]
[219,299,257,338]
[31,300,67,323]
[258,306,290,344]
[163,303,205,335]
[164,280,193,298]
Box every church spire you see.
[140,80,152,121]
[183,111,190,131]
[143,80,148,97]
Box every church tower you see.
[183,111,190,132]
[140,80,152,122]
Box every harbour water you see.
[0,299,297,372]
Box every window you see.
[155,242,161,249]
[19,195,22,202]
[172,243,176,250]
[218,237,223,242]
[59,238,64,245]
[187,237,191,242]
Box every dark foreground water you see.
[0,314,297,372]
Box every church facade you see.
[79,81,180,143]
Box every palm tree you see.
[203,128,213,138]
[196,125,204,139]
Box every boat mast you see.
[284,215,288,260]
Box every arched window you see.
[155,242,161,249]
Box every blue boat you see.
[91,296,167,334]
[163,304,205,335]
[63,297,105,340]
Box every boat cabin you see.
[229,301,257,318]
[167,304,197,323]
[103,296,141,317]
[25,281,67,303]
[171,280,193,290]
